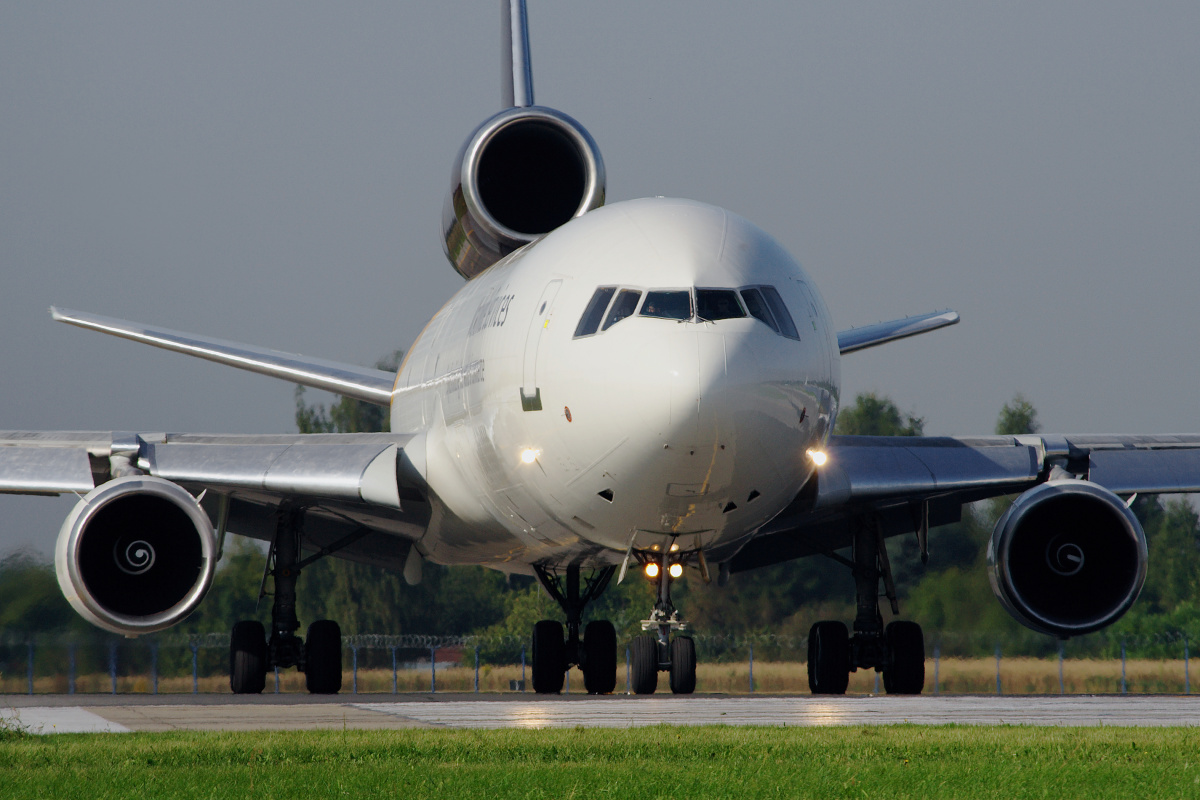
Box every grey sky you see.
[2,2,1198,557]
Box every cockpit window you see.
[760,286,800,340]
[602,289,643,331]
[739,288,779,333]
[696,289,746,321]
[639,290,692,321]
[574,286,616,337]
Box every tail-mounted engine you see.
[987,479,1147,638]
[55,476,217,636]
[442,106,605,280]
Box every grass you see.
[3,658,1195,695]
[1,725,1199,798]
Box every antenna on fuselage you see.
[501,0,534,107]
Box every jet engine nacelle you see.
[987,479,1147,638]
[55,475,217,636]
[442,106,605,280]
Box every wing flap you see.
[0,445,95,494]
[51,307,396,406]
[1088,449,1200,494]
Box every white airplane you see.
[4,1,1200,697]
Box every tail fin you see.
[501,0,534,107]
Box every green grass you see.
[3,726,1200,798]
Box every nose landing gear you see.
[630,541,696,695]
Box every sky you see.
[1,2,1198,557]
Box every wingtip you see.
[49,306,65,321]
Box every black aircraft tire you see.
[807,620,850,695]
[669,636,697,695]
[230,620,267,695]
[883,621,925,695]
[630,634,659,695]
[532,619,566,694]
[583,620,618,695]
[305,620,343,695]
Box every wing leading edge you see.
[837,309,960,354]
[51,308,396,406]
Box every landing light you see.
[520,448,540,464]
[806,449,828,467]
[644,563,660,579]
[668,563,684,579]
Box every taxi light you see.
[668,563,684,579]
[806,449,828,467]
[644,563,660,579]
[520,448,540,464]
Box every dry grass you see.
[2,657,1195,695]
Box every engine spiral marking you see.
[115,539,156,575]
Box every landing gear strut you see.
[531,564,618,694]
[230,506,350,695]
[808,515,925,695]
[631,541,696,695]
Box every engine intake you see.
[443,106,605,279]
[55,476,217,636]
[987,479,1147,638]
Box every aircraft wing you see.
[837,309,960,354]
[51,308,396,406]
[0,430,429,571]
[727,432,1200,573]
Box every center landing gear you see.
[531,564,619,694]
[630,542,696,695]
[230,506,351,695]
[807,516,925,695]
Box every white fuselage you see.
[392,198,841,571]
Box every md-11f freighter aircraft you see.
[4,1,1200,696]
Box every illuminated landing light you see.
[644,563,660,579]
[806,449,828,467]
[670,543,680,552]
[668,563,684,579]
[520,448,540,464]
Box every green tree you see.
[835,392,924,436]
[995,393,1039,436]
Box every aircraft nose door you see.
[521,280,562,411]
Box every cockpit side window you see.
[739,288,779,333]
[639,290,692,321]
[602,289,643,331]
[761,286,801,340]
[574,286,617,337]
[696,289,747,321]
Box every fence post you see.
[933,643,940,695]
[68,643,76,696]
[626,647,631,694]
[474,645,480,693]
[1120,639,1127,695]
[430,646,436,693]
[1186,637,1190,695]
[748,643,754,694]
[151,641,159,695]
[1058,641,1064,695]
[109,640,118,695]
[352,644,359,694]
[191,641,199,694]
[27,641,34,696]
[995,643,1002,695]
[275,667,280,693]
[874,672,879,695]
[521,645,526,692]
[392,646,398,694]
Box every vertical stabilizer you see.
[501,0,534,107]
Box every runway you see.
[4,694,1199,733]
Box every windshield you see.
[639,290,692,321]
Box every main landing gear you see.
[530,564,619,694]
[808,516,925,695]
[630,542,696,695]
[230,506,358,695]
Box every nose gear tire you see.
[630,634,659,694]
[669,636,696,694]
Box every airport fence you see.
[2,629,1198,695]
